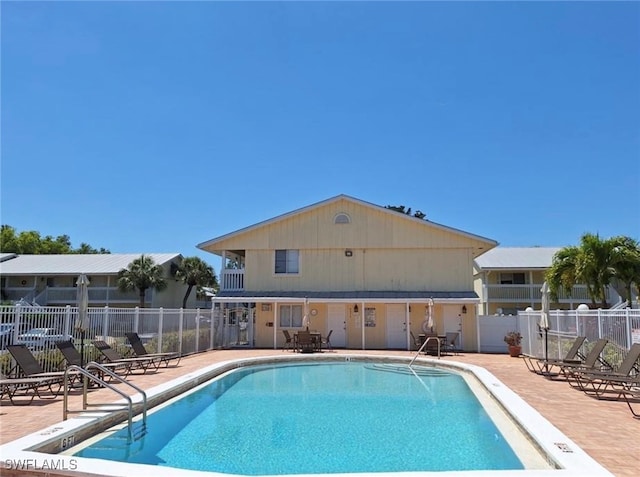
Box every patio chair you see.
[442,332,460,356]
[6,344,77,396]
[125,332,181,367]
[296,331,315,353]
[282,330,294,351]
[571,343,640,399]
[91,340,162,374]
[422,333,441,356]
[321,330,333,351]
[523,336,586,375]
[410,331,422,351]
[0,372,63,405]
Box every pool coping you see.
[0,354,614,477]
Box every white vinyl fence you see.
[478,308,640,369]
[0,304,226,374]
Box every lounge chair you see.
[55,340,133,378]
[523,336,587,375]
[6,344,78,395]
[92,340,162,373]
[555,338,611,382]
[125,332,181,367]
[0,372,63,405]
[620,387,640,419]
[571,343,640,399]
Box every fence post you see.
[597,308,602,339]
[64,304,72,339]
[134,307,140,333]
[625,308,632,349]
[13,304,22,345]
[157,308,164,352]
[178,308,184,356]
[210,304,215,350]
[195,309,200,354]
[102,306,110,340]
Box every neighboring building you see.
[198,194,498,351]
[473,247,621,315]
[0,253,192,309]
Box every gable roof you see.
[474,247,561,270]
[198,194,497,253]
[0,253,183,276]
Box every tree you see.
[174,257,218,308]
[546,233,633,308]
[0,225,110,254]
[610,236,640,306]
[385,205,427,219]
[117,255,167,308]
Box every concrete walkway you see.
[0,349,638,476]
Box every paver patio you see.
[0,349,638,476]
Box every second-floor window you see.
[275,250,299,274]
[500,273,525,284]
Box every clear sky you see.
[2,1,639,273]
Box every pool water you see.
[73,362,523,474]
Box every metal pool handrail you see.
[409,336,440,368]
[63,362,147,441]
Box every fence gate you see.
[223,305,254,348]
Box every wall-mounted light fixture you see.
[461,305,467,314]
[354,304,359,313]
[345,250,353,257]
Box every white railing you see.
[484,283,612,303]
[221,269,244,291]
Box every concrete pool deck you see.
[0,349,637,476]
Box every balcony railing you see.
[2,286,148,305]
[221,269,244,291]
[484,284,612,303]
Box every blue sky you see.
[2,1,639,272]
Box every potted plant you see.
[504,331,522,357]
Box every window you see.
[334,213,351,224]
[279,304,303,328]
[500,273,525,284]
[275,250,299,274]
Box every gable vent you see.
[334,213,351,224]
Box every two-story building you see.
[0,253,191,309]
[473,247,620,315]
[198,195,498,351]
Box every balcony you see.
[484,284,612,304]
[220,269,244,292]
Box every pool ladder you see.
[409,336,441,368]
[63,362,148,442]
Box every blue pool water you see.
[74,362,523,474]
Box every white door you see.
[442,305,463,348]
[386,304,407,349]
[327,304,346,348]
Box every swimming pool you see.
[0,354,613,477]
[72,362,523,473]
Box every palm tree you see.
[117,255,168,308]
[546,233,628,308]
[175,257,218,308]
[611,236,640,307]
